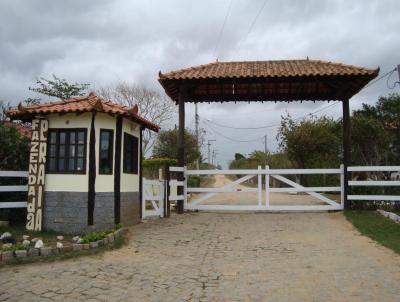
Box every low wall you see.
[121,192,140,226]
[43,192,140,234]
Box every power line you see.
[205,101,340,130]
[363,67,397,89]
[385,67,399,89]
[234,0,268,55]
[202,66,398,130]
[203,120,266,142]
[213,0,234,59]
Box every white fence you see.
[142,178,164,218]
[183,165,344,211]
[2,166,399,216]
[0,171,28,209]
[348,166,400,201]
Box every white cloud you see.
[0,0,399,167]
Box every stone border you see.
[377,209,400,223]
[0,228,126,264]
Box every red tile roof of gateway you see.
[5,93,159,132]
[158,59,379,103]
[159,59,379,80]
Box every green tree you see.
[350,112,391,166]
[0,123,30,170]
[152,128,200,164]
[29,74,90,99]
[278,115,341,169]
[229,151,292,170]
[354,94,400,164]
[234,153,246,160]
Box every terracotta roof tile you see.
[158,59,379,102]
[6,93,159,132]
[159,59,378,80]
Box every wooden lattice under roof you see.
[158,59,379,103]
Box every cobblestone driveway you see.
[1,212,400,301]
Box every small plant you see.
[1,243,29,252]
[80,229,113,244]
[115,223,123,230]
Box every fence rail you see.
[0,171,28,209]
[348,166,400,202]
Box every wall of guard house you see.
[42,112,141,234]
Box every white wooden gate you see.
[142,178,164,218]
[174,166,344,211]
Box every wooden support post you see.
[139,126,143,219]
[88,112,96,226]
[164,165,171,217]
[342,98,351,209]
[114,116,123,224]
[177,88,186,214]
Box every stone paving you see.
[1,212,400,301]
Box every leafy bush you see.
[81,230,112,244]
[0,122,30,224]
[143,157,178,178]
[1,243,29,252]
[187,176,200,187]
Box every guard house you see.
[6,93,159,234]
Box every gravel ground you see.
[1,211,400,301]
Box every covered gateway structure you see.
[158,59,379,212]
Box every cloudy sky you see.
[1,0,399,167]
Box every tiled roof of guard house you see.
[5,93,160,132]
[158,59,379,102]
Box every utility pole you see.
[212,149,217,166]
[195,103,200,170]
[207,139,216,166]
[264,135,268,165]
[397,64,400,83]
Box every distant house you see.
[6,93,159,234]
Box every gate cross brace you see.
[271,175,339,206]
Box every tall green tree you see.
[350,112,391,166]
[278,115,341,168]
[152,128,200,164]
[354,94,400,164]
[29,74,90,99]
[0,123,30,170]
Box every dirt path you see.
[1,212,400,301]
[189,174,332,206]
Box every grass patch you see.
[344,210,400,255]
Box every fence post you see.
[159,179,164,218]
[164,165,170,217]
[258,166,262,207]
[142,177,146,219]
[176,169,184,214]
[184,166,188,210]
[340,164,345,209]
[265,165,270,208]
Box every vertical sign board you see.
[26,119,48,231]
